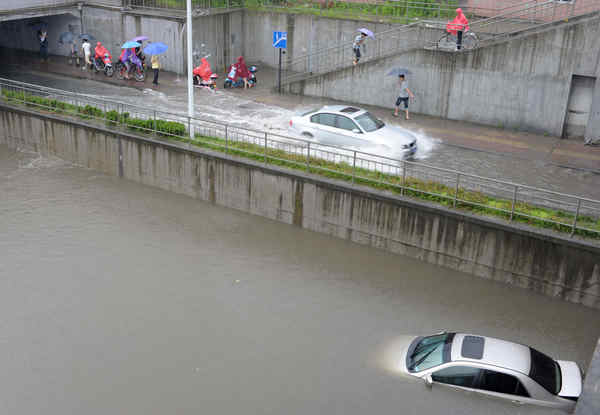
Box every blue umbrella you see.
[358,28,375,38]
[122,41,141,49]
[28,20,48,31]
[143,42,168,55]
[387,68,412,76]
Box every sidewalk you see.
[3,48,599,173]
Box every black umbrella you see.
[78,33,96,41]
[387,68,413,76]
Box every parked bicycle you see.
[437,30,479,50]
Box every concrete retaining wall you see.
[2,104,600,309]
[289,14,600,136]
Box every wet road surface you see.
[1,144,599,415]
[2,65,599,201]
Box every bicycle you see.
[437,30,479,51]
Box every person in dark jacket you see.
[38,30,49,62]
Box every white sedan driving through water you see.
[289,105,417,158]
[401,332,582,412]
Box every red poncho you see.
[447,8,469,35]
[234,56,249,79]
[193,58,213,81]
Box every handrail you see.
[1,76,599,240]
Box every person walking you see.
[393,74,415,120]
[81,38,92,70]
[151,54,160,86]
[447,8,470,51]
[352,32,367,66]
[38,30,48,62]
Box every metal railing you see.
[1,77,599,238]
[279,0,600,86]
[125,0,243,10]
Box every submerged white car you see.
[289,105,417,158]
[401,332,582,412]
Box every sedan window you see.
[432,366,482,388]
[336,115,360,132]
[310,113,336,127]
[479,370,530,397]
[355,112,385,132]
[407,333,454,372]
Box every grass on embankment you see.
[244,0,461,23]
[2,88,599,240]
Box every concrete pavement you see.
[3,47,599,174]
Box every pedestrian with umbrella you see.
[353,28,374,66]
[143,42,168,86]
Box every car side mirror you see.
[424,374,433,388]
[352,129,361,134]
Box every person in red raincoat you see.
[446,8,469,50]
[193,57,213,84]
[234,56,250,89]
[94,42,111,67]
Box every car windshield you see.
[407,333,455,372]
[529,348,561,395]
[355,112,385,132]
[302,108,319,116]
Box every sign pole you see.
[278,48,282,94]
[186,0,194,139]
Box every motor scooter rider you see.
[234,56,250,89]
[120,48,141,79]
[94,42,111,67]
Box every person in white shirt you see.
[81,39,92,70]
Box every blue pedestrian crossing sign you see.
[273,31,287,49]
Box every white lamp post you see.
[186,0,194,139]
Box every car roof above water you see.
[316,105,367,117]
[451,333,532,375]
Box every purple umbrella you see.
[358,28,375,38]
[130,35,149,42]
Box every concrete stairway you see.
[280,0,600,88]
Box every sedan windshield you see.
[407,333,455,372]
[529,348,561,395]
[355,112,384,132]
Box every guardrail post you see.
[187,116,191,148]
[153,110,157,133]
[352,151,357,184]
[510,185,518,221]
[571,198,581,237]
[264,132,268,164]
[225,125,228,153]
[453,173,460,207]
[306,143,310,172]
[401,161,406,195]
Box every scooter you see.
[115,61,145,82]
[93,53,114,77]
[194,73,219,90]
[223,65,258,89]
[192,58,218,90]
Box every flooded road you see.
[2,66,599,200]
[1,144,599,415]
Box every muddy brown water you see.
[1,144,599,414]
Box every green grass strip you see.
[3,88,599,240]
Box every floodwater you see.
[2,66,599,200]
[1,144,599,415]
